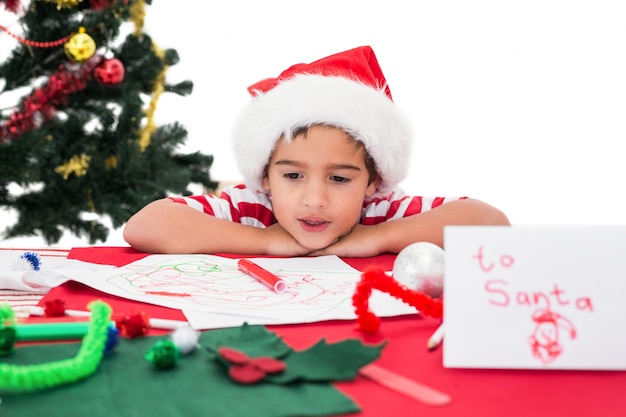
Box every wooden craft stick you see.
[359,363,452,406]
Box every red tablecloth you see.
[39,246,626,417]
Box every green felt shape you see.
[268,338,385,383]
[0,326,366,417]
[206,323,385,384]
[205,322,292,358]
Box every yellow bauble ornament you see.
[64,27,96,63]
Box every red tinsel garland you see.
[89,0,123,10]
[1,0,22,13]
[1,0,122,12]
[0,55,102,142]
[352,265,443,333]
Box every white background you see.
[1,0,625,248]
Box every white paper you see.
[70,254,417,329]
[443,225,626,370]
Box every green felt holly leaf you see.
[268,338,385,383]
[204,323,292,359]
[205,323,384,384]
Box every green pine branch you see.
[0,0,216,244]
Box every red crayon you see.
[237,258,287,293]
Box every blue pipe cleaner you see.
[20,252,41,271]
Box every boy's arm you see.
[123,198,311,256]
[310,199,510,258]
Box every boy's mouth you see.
[299,217,330,232]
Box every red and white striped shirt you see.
[169,184,465,227]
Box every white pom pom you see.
[392,242,445,298]
[170,326,201,355]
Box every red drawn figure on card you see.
[529,308,577,364]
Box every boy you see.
[123,46,509,257]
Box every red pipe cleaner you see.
[352,265,443,333]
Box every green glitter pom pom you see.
[0,304,17,356]
[0,303,16,326]
[146,340,180,369]
[0,326,16,356]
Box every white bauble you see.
[392,242,445,298]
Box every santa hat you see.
[231,45,412,198]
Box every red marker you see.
[237,258,287,293]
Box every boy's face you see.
[262,125,379,251]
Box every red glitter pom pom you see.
[43,299,66,317]
[116,312,150,338]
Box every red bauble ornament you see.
[94,58,125,85]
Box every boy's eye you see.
[284,173,301,180]
[330,175,350,183]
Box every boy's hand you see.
[309,224,383,258]
[262,223,314,257]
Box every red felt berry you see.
[249,356,287,374]
[229,363,266,384]
[218,346,250,364]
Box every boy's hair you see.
[232,46,412,198]
[262,125,379,185]
[293,125,379,184]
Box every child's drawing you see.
[107,255,356,310]
[529,308,577,364]
[74,254,415,327]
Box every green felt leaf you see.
[1,329,360,417]
[204,324,384,386]
[268,338,385,384]
[204,323,292,359]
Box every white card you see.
[443,225,626,370]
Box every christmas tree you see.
[0,0,217,244]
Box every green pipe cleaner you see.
[0,300,112,392]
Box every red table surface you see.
[38,246,626,417]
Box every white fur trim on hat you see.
[231,73,412,198]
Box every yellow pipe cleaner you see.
[0,300,112,392]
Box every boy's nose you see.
[302,181,328,208]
